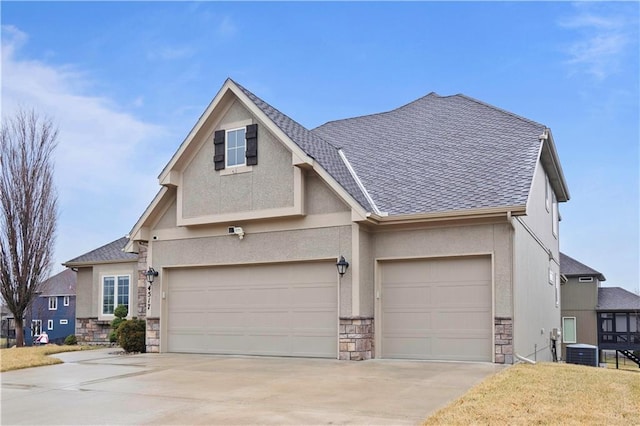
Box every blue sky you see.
[2,2,638,294]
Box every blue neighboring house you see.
[25,268,77,345]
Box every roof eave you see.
[366,205,526,225]
[62,258,137,268]
[540,129,570,202]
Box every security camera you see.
[227,226,245,239]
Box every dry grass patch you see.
[424,362,640,425]
[0,344,95,372]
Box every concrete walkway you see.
[1,349,503,425]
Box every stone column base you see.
[339,317,374,360]
[75,317,111,345]
[146,317,160,353]
[495,316,513,364]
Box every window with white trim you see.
[555,273,560,307]
[562,317,576,343]
[47,319,54,330]
[31,319,42,336]
[60,319,68,325]
[63,295,70,306]
[578,277,593,283]
[226,128,247,167]
[545,176,550,212]
[48,296,57,310]
[102,275,130,315]
[549,268,555,285]
[552,193,558,237]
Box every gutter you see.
[367,205,526,226]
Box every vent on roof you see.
[578,277,594,283]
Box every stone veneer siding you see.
[339,317,374,360]
[495,316,513,364]
[76,317,111,345]
[146,317,160,353]
[137,242,148,319]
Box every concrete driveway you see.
[1,348,503,425]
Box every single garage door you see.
[167,261,337,358]
[380,256,492,361]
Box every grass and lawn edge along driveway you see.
[1,346,638,424]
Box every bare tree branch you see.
[0,109,58,347]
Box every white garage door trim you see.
[164,260,338,358]
[376,254,494,362]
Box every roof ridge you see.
[314,92,441,130]
[456,94,545,129]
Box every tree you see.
[0,109,58,347]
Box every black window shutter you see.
[213,130,225,170]
[245,124,258,166]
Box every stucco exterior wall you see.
[75,267,94,318]
[512,219,560,361]
[511,161,561,361]
[181,100,294,219]
[305,173,349,215]
[372,222,513,317]
[91,262,138,321]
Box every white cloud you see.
[217,16,237,37]
[559,4,638,80]
[1,25,168,274]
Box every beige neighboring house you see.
[65,79,570,363]
[560,252,640,366]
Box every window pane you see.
[226,129,246,167]
[631,314,639,333]
[117,276,129,309]
[563,317,576,343]
[103,277,115,314]
[615,314,628,332]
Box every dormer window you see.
[578,276,594,283]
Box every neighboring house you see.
[24,268,77,345]
[66,79,570,363]
[63,237,138,344]
[560,252,640,365]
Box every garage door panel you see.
[168,262,337,358]
[383,311,432,332]
[381,256,492,361]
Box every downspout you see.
[508,211,517,364]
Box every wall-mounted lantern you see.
[336,256,349,277]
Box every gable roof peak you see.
[64,236,137,266]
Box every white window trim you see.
[101,274,131,318]
[47,319,54,330]
[548,268,555,285]
[578,277,594,283]
[225,127,247,168]
[48,296,57,310]
[60,319,68,325]
[562,317,577,343]
[63,295,70,306]
[552,193,558,238]
[32,319,42,336]
[545,176,550,212]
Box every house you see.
[63,237,138,344]
[23,268,77,345]
[560,253,640,366]
[66,79,570,363]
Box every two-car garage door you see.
[167,261,337,358]
[380,256,492,361]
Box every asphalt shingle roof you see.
[597,287,640,311]
[64,237,138,265]
[234,81,374,212]
[312,93,545,215]
[39,268,76,296]
[560,252,606,281]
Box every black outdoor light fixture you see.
[336,256,349,277]
[145,267,159,285]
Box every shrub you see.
[110,305,128,343]
[64,334,78,345]
[117,318,146,353]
